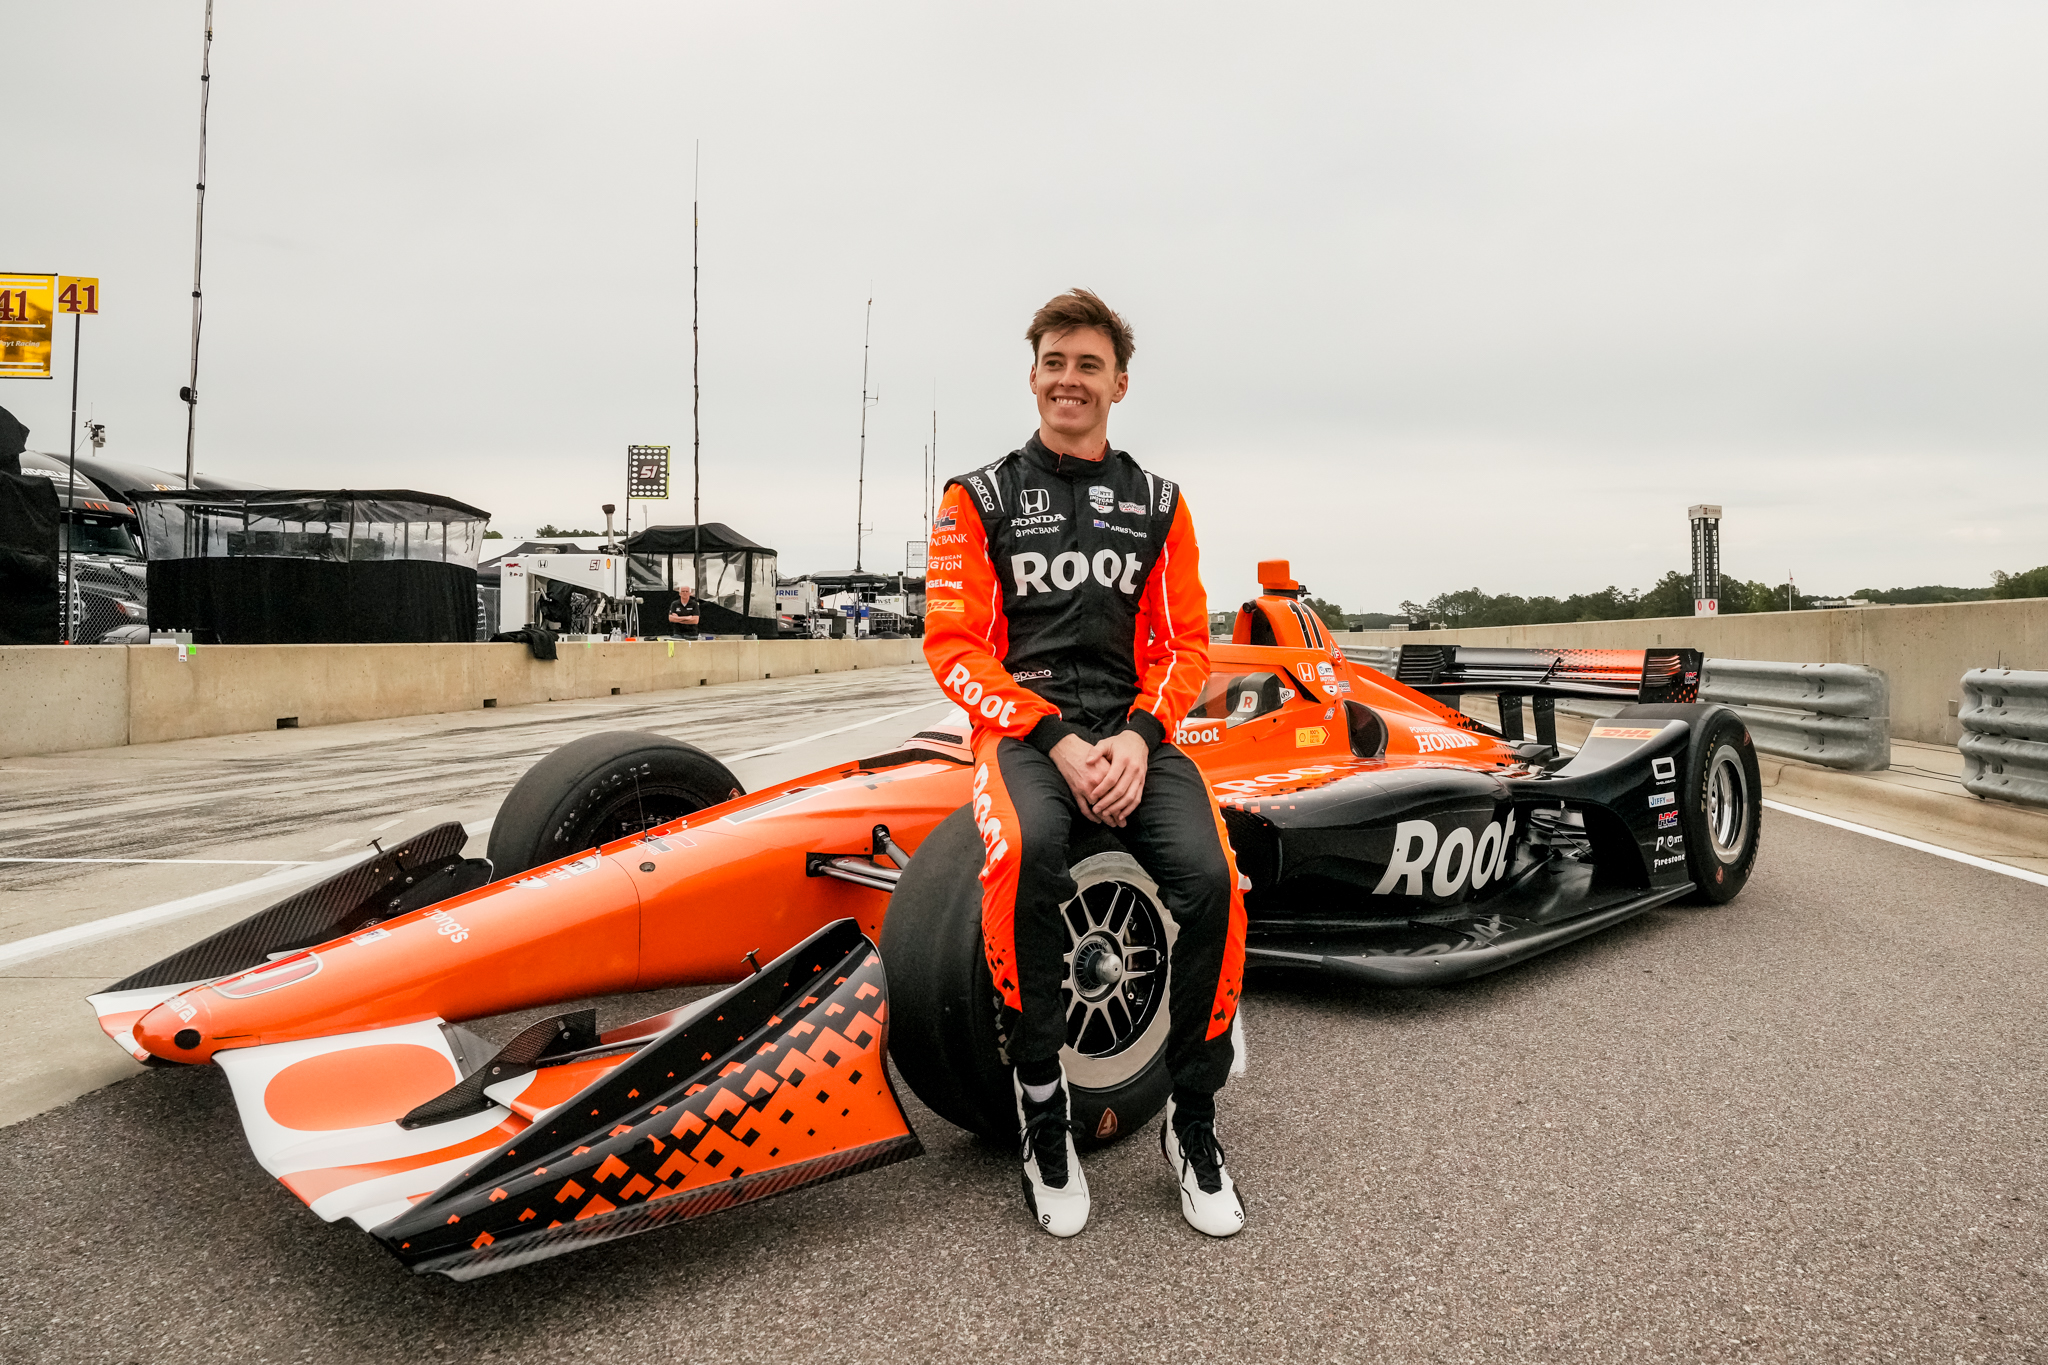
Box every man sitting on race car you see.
[922,288,1248,1239]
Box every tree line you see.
[1297,563,2048,632]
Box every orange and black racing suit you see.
[923,432,1247,1094]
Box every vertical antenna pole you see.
[182,0,213,493]
[692,142,703,602]
[856,297,874,572]
[63,313,81,643]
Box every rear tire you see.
[488,731,743,877]
[1612,703,1762,904]
[882,807,1175,1149]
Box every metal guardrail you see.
[1700,659,1890,771]
[1958,669,2048,807]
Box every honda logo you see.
[1020,488,1050,515]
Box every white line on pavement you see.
[0,858,314,866]
[719,700,955,763]
[0,819,497,972]
[1763,799,2048,889]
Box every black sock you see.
[1172,1087,1216,1127]
[1016,1057,1062,1090]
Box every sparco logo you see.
[1373,812,1517,898]
[1020,487,1050,515]
[1012,549,1142,596]
[967,474,996,512]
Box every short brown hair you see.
[1026,288,1134,372]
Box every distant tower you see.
[1688,504,1722,616]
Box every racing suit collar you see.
[1023,430,1122,481]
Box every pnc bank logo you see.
[1020,488,1051,515]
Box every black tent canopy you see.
[132,488,489,644]
[623,523,779,637]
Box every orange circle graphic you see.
[264,1044,458,1131]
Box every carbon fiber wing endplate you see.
[106,822,491,992]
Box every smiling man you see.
[922,288,1248,1239]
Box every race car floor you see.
[3,670,2044,1362]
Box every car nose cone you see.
[135,992,215,1063]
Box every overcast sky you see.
[10,2,2046,610]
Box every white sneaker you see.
[1015,1067,1089,1238]
[1161,1097,1245,1237]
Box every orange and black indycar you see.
[88,563,1761,1279]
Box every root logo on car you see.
[1373,812,1518,899]
[1175,720,1223,745]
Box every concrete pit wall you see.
[0,638,927,759]
[1338,598,2048,745]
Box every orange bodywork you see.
[128,601,1513,1068]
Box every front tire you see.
[488,731,743,877]
[1612,703,1762,904]
[882,807,1176,1149]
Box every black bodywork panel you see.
[1232,718,1695,986]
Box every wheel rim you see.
[1055,853,1176,1092]
[575,787,707,849]
[1704,744,1750,862]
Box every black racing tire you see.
[1611,702,1762,904]
[487,731,743,878]
[882,807,1175,1150]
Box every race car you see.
[87,561,1762,1279]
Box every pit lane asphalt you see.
[3,680,2044,1363]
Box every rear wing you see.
[1354,645,1702,746]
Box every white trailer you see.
[497,552,642,638]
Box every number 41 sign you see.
[57,277,100,315]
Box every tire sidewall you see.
[488,731,742,877]
[1681,709,1762,903]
